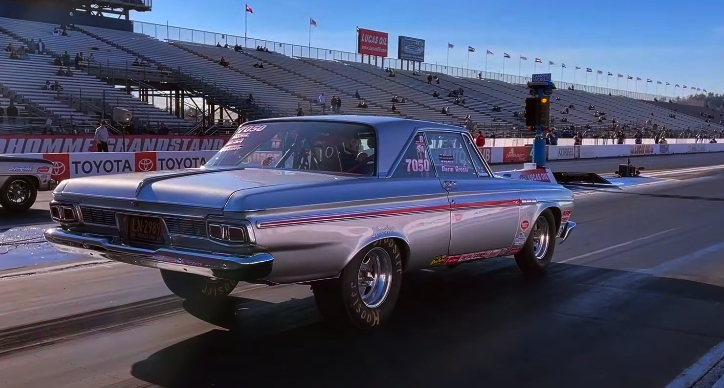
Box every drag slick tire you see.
[0,176,37,213]
[311,238,403,331]
[514,209,557,275]
[160,270,238,300]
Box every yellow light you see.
[540,97,548,104]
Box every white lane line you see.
[665,340,724,388]
[558,228,679,264]
[0,259,114,280]
[644,241,724,276]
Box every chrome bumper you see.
[557,221,577,244]
[43,228,273,282]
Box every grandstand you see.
[0,0,721,139]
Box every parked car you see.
[44,116,576,330]
[0,155,55,212]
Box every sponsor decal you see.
[659,144,669,154]
[0,135,229,154]
[72,158,133,175]
[561,210,572,223]
[37,166,50,173]
[518,168,551,182]
[357,28,388,57]
[42,153,71,181]
[513,231,527,246]
[521,220,530,231]
[371,225,394,238]
[440,165,470,173]
[479,147,492,163]
[630,144,654,156]
[503,146,531,163]
[134,151,157,172]
[8,166,32,173]
[429,249,508,267]
[157,156,207,170]
[453,213,463,222]
[688,144,706,153]
[398,36,425,62]
[557,146,575,159]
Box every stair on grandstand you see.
[341,60,511,128]
[0,17,196,133]
[172,41,407,118]
[75,24,304,119]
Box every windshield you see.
[204,121,377,176]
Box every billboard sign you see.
[398,36,425,62]
[357,28,389,57]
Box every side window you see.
[461,133,491,177]
[391,133,433,178]
[426,132,478,179]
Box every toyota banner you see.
[398,36,425,62]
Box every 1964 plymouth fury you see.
[44,116,576,330]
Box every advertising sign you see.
[398,36,425,62]
[503,146,532,163]
[0,135,229,154]
[358,28,389,57]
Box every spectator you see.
[475,130,485,147]
[37,38,45,54]
[219,57,229,67]
[253,61,264,68]
[62,51,71,67]
[94,121,110,152]
[6,102,18,124]
[318,93,326,113]
[297,107,304,116]
[4,43,12,52]
[42,80,51,90]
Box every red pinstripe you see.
[256,199,521,229]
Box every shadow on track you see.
[130,261,724,388]
[0,208,51,228]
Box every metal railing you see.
[132,20,697,102]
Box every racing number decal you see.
[405,158,430,172]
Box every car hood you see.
[57,168,356,209]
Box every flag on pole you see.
[310,18,317,26]
[468,46,475,52]
[520,55,527,60]
[448,43,454,49]
[245,4,253,13]
[548,60,554,65]
[486,49,493,55]
[597,70,602,74]
[503,53,510,58]
[561,63,566,68]
[534,58,542,63]
[586,68,592,72]
[618,74,623,78]
[627,75,633,79]
[575,66,581,70]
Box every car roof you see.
[249,115,464,132]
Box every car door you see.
[387,131,452,269]
[425,130,521,256]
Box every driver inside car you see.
[339,138,363,171]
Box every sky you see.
[131,0,724,96]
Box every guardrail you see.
[17,142,724,183]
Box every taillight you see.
[208,223,249,243]
[50,204,79,223]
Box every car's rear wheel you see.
[0,177,37,213]
[311,238,403,330]
[160,270,238,300]
[514,210,557,275]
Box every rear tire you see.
[514,210,557,275]
[160,270,238,300]
[312,238,403,331]
[0,177,37,213]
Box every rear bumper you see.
[43,227,273,282]
[557,221,576,244]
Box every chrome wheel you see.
[5,179,30,205]
[357,246,393,308]
[531,216,551,260]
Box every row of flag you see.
[246,4,317,26]
[451,43,705,92]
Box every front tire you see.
[312,238,403,331]
[0,177,37,213]
[514,210,557,275]
[160,270,238,300]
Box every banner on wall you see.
[0,135,229,154]
[502,146,532,163]
[398,36,425,62]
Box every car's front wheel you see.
[160,270,238,300]
[514,209,557,275]
[0,177,37,213]
[312,238,403,330]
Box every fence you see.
[132,20,687,102]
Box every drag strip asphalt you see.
[0,153,723,387]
